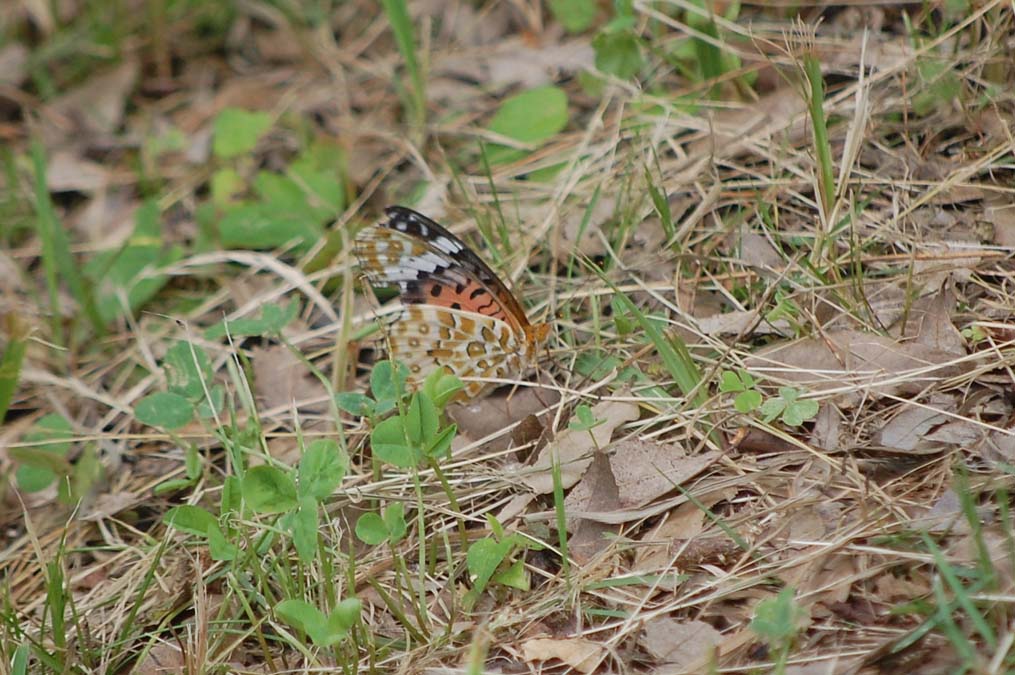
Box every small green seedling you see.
[355,502,408,546]
[134,341,225,431]
[204,299,299,339]
[569,403,606,432]
[719,369,763,413]
[164,438,348,563]
[464,515,541,610]
[750,586,802,675]
[275,597,361,647]
[349,362,462,469]
[760,387,819,427]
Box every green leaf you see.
[218,203,323,251]
[15,465,59,493]
[134,391,195,430]
[783,398,819,427]
[719,370,746,393]
[207,522,238,561]
[221,475,242,516]
[421,368,463,410]
[493,558,530,590]
[292,496,319,562]
[329,597,362,633]
[371,415,417,468]
[195,384,225,418]
[425,424,456,460]
[569,403,604,432]
[486,86,569,164]
[204,300,300,339]
[288,141,346,215]
[355,512,389,545]
[734,390,762,414]
[183,444,203,480]
[211,167,244,207]
[370,360,410,408]
[759,397,786,423]
[163,505,218,537]
[383,503,407,544]
[593,29,643,79]
[163,341,213,400]
[0,315,28,424]
[335,392,375,417]
[242,465,298,514]
[84,200,182,323]
[298,439,348,500]
[153,478,195,495]
[751,586,800,644]
[213,108,272,159]
[275,599,328,642]
[549,0,597,32]
[404,392,439,446]
[466,537,513,596]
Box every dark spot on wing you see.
[430,284,443,297]
[451,302,461,310]
[470,288,485,300]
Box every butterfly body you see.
[355,206,548,397]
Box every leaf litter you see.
[5,2,1015,673]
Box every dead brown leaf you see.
[521,399,639,494]
[890,285,965,355]
[633,490,732,573]
[46,151,111,193]
[44,59,139,143]
[872,396,955,453]
[447,384,559,452]
[252,345,328,413]
[520,637,606,673]
[609,440,719,509]
[132,643,186,675]
[0,43,28,88]
[564,452,621,562]
[434,36,593,90]
[641,617,722,667]
[747,330,968,405]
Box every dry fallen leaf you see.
[564,452,621,562]
[520,399,640,494]
[252,345,328,413]
[46,151,111,193]
[44,59,139,142]
[447,384,559,452]
[609,440,719,509]
[633,490,732,573]
[641,617,722,667]
[132,643,186,675]
[747,329,968,405]
[890,284,965,355]
[520,637,606,674]
[872,396,955,453]
[0,43,28,88]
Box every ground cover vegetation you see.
[1,0,1015,672]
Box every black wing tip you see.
[384,205,419,219]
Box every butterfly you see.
[354,206,550,398]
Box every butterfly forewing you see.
[354,207,531,331]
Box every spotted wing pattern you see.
[354,206,548,397]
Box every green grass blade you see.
[31,141,105,338]
[804,54,835,222]
[921,531,997,649]
[0,315,28,423]
[380,0,425,131]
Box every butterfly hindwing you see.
[386,306,523,397]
